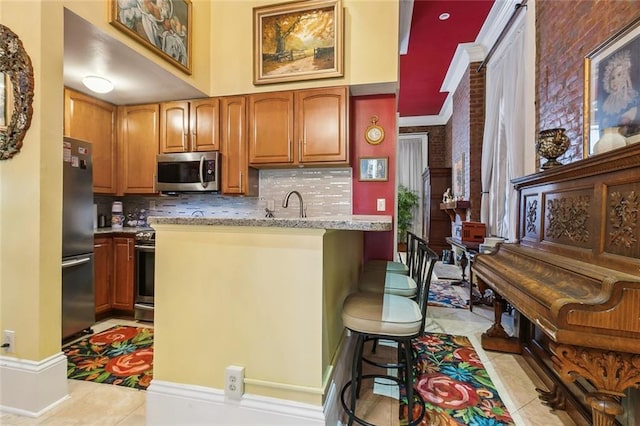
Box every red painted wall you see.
[351,94,397,261]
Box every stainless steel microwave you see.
[156,152,220,193]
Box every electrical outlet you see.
[3,330,15,353]
[225,365,244,400]
[377,198,386,211]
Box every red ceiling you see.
[399,0,495,118]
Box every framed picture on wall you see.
[359,157,388,182]
[109,0,192,74]
[253,0,344,85]
[0,74,5,129]
[584,17,640,156]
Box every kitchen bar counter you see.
[147,214,392,231]
[146,217,378,424]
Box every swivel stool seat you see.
[359,233,429,298]
[362,231,420,277]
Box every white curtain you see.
[398,134,426,237]
[481,18,526,242]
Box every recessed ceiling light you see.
[439,13,450,21]
[82,75,114,94]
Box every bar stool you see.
[359,233,428,298]
[362,231,420,277]
[340,241,438,425]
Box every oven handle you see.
[135,244,156,253]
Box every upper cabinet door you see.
[296,86,348,164]
[64,88,117,194]
[160,101,190,153]
[119,104,160,194]
[248,92,294,164]
[190,98,220,152]
[221,96,247,195]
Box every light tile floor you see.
[1,306,575,425]
[347,299,575,426]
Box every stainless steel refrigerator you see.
[62,137,95,341]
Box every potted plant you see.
[397,184,420,251]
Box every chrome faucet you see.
[282,190,307,218]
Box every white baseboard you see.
[147,380,325,425]
[147,334,356,425]
[0,352,69,417]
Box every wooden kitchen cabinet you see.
[64,88,117,194]
[248,86,348,167]
[112,236,135,312]
[221,96,258,195]
[248,91,294,164]
[118,103,159,194]
[296,86,348,164]
[160,98,220,153]
[94,237,113,315]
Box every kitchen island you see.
[145,215,392,425]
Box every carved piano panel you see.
[515,147,640,275]
[474,144,640,426]
[605,184,640,259]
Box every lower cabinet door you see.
[94,237,113,315]
[112,236,135,311]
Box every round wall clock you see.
[365,116,385,145]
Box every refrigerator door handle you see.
[62,257,92,269]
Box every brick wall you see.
[399,125,447,167]
[451,62,485,223]
[537,1,640,164]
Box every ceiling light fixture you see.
[82,75,114,94]
[439,13,450,21]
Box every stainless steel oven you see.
[134,231,155,322]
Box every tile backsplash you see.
[95,167,352,226]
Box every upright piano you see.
[473,144,640,426]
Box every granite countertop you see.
[147,215,392,231]
[94,227,154,235]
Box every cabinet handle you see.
[182,132,187,150]
[288,140,292,161]
[192,131,197,149]
[298,139,302,162]
[239,172,243,192]
[127,241,131,261]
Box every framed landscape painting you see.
[109,0,192,74]
[584,17,640,156]
[253,0,343,85]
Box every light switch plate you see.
[377,198,385,211]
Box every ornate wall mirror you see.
[0,24,34,160]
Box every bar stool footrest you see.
[340,374,426,426]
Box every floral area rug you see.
[428,280,468,309]
[63,325,153,390]
[400,333,514,425]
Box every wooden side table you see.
[445,237,480,310]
